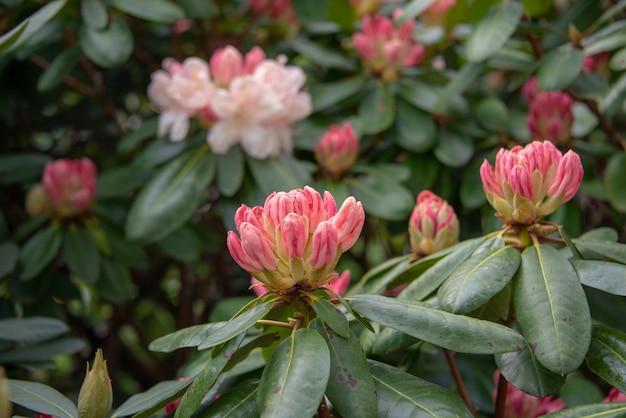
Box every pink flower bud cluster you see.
[250,0,297,25]
[227,187,365,294]
[421,0,457,26]
[527,91,574,145]
[480,141,583,225]
[147,45,312,159]
[314,122,359,179]
[352,10,426,82]
[493,371,565,417]
[408,191,459,256]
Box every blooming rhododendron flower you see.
[527,91,574,145]
[352,10,426,82]
[421,0,457,26]
[315,121,359,179]
[42,158,97,219]
[493,371,565,417]
[480,141,583,225]
[228,187,365,294]
[408,190,459,256]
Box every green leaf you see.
[542,403,626,418]
[82,0,108,29]
[585,32,626,56]
[325,0,355,30]
[537,46,585,91]
[62,227,100,284]
[495,344,566,397]
[0,337,84,365]
[19,225,62,281]
[601,72,626,116]
[460,159,487,209]
[216,145,244,197]
[293,0,327,22]
[37,47,81,92]
[348,255,411,296]
[2,0,68,54]
[178,0,218,18]
[78,20,133,68]
[605,153,626,212]
[111,379,191,417]
[197,379,259,418]
[157,225,202,262]
[349,294,525,354]
[0,317,68,343]
[290,37,355,70]
[102,224,148,268]
[475,97,509,133]
[0,153,50,185]
[513,244,592,374]
[586,325,626,394]
[132,136,190,168]
[394,98,436,152]
[572,259,626,296]
[311,298,349,338]
[96,165,155,198]
[126,146,216,243]
[434,62,484,112]
[198,302,273,350]
[399,80,440,113]
[573,239,626,264]
[369,360,473,417]
[438,245,520,314]
[358,82,395,135]
[433,127,474,168]
[150,322,229,353]
[310,75,368,112]
[175,335,244,418]
[310,319,377,418]
[610,46,626,71]
[8,380,77,418]
[258,328,330,418]
[98,258,132,303]
[465,2,524,62]
[0,241,19,279]
[247,154,313,197]
[110,0,185,23]
[347,175,413,221]
[117,118,159,154]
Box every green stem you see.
[443,349,476,417]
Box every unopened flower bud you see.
[25,183,51,218]
[77,349,112,418]
[210,46,243,87]
[527,91,573,145]
[315,122,359,179]
[583,52,611,78]
[408,191,459,256]
[42,158,97,219]
[521,76,541,103]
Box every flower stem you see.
[494,372,509,418]
[317,397,333,418]
[443,349,476,417]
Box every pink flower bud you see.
[210,46,243,87]
[314,122,359,179]
[527,91,574,145]
[227,231,263,273]
[240,223,279,271]
[310,221,340,270]
[408,190,459,256]
[326,269,351,295]
[42,158,97,219]
[583,52,611,78]
[421,0,457,26]
[603,388,626,403]
[244,47,266,74]
[331,197,365,250]
[480,141,583,225]
[522,76,542,103]
[280,213,307,259]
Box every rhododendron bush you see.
[2,0,626,417]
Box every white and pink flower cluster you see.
[227,187,365,294]
[147,46,311,159]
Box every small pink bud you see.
[324,270,351,296]
[522,76,542,103]
[408,191,459,256]
[227,231,263,273]
[547,150,584,202]
[244,47,266,74]
[527,91,574,145]
[331,197,365,250]
[210,46,244,87]
[42,158,97,219]
[280,213,307,259]
[310,221,339,270]
[314,122,359,179]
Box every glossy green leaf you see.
[572,259,626,296]
[157,225,202,262]
[311,298,349,338]
[290,37,355,70]
[78,20,133,68]
[438,245,520,314]
[325,0,355,30]
[0,19,28,52]
[521,0,553,16]
[0,316,68,343]
[117,118,158,154]
[394,98,436,152]
[19,225,62,281]
[601,72,626,116]
[358,82,395,135]
[347,175,413,221]
[460,159,487,209]
[348,255,411,296]
[150,322,228,353]
[102,224,148,268]
[110,0,185,23]
[399,80,440,113]
[605,153,626,212]
[537,46,585,91]
[293,0,327,22]
[433,127,474,168]
[610,46,626,71]
[0,153,50,185]
[513,244,592,374]
[349,294,525,354]
[258,328,330,417]
[542,403,626,417]
[434,62,484,112]
[0,337,84,365]
[495,344,566,397]
[369,360,473,417]
[2,0,67,54]
[216,145,244,197]
[130,136,189,168]
[310,75,368,112]
[0,241,19,279]
[96,165,155,198]
[62,227,100,284]
[573,239,626,264]
[197,379,259,418]
[198,302,273,350]
[465,2,524,62]
[37,47,81,92]
[111,379,191,417]
[586,325,626,394]
[126,146,216,243]
[247,154,313,197]
[98,258,132,303]
[559,374,605,407]
[8,380,77,418]
[475,97,509,133]
[81,0,108,29]
[178,0,219,18]
[310,319,377,418]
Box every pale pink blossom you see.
[209,46,265,88]
[421,0,457,26]
[228,187,364,293]
[42,158,97,219]
[480,141,583,225]
[408,190,459,256]
[493,371,565,417]
[315,122,359,179]
[527,91,574,145]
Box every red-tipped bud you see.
[527,91,573,145]
[408,191,459,256]
[314,122,359,179]
[310,221,340,270]
[521,76,542,103]
[210,46,243,87]
[331,197,365,250]
[42,158,97,219]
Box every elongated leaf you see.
[349,294,525,354]
[63,227,100,284]
[573,239,626,264]
[310,75,368,112]
[98,258,132,303]
[0,317,68,343]
[572,259,626,296]
[37,47,81,92]
[78,20,133,68]
[198,302,273,350]
[369,360,473,417]
[537,46,585,91]
[258,328,330,418]
[311,298,349,338]
[216,145,244,197]
[394,98,436,152]
[465,2,524,62]
[396,0,437,23]
[513,245,592,374]
[82,0,108,30]
[126,146,216,243]
[110,0,185,23]
[542,403,626,417]
[433,127,474,168]
[605,153,626,213]
[149,322,227,352]
[111,379,191,417]
[197,379,259,418]
[347,175,413,221]
[358,82,395,135]
[0,241,19,279]
[348,255,410,296]
[438,245,520,314]
[586,325,626,394]
[96,165,155,198]
[247,154,313,197]
[19,225,62,280]
[495,344,566,397]
[8,380,77,418]
[310,319,377,418]
[3,0,68,54]
[292,0,327,22]
[290,37,355,70]
[601,72,626,116]
[0,337,84,365]
[434,63,484,112]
